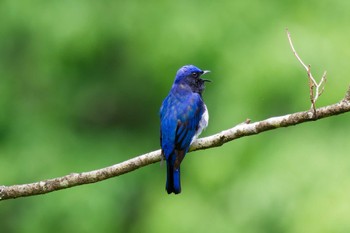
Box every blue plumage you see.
[160,65,210,194]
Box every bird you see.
[160,65,210,194]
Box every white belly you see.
[191,105,209,143]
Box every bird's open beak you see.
[201,70,211,82]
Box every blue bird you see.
[160,65,210,194]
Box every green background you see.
[1,0,350,232]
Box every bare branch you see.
[1,96,350,201]
[0,30,348,201]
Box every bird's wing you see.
[160,95,177,160]
[173,93,204,168]
[160,93,204,162]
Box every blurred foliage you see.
[1,0,350,232]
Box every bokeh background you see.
[1,0,350,232]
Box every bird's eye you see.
[192,72,198,78]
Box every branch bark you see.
[1,89,350,201]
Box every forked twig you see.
[286,29,327,116]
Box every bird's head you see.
[174,65,211,94]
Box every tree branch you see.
[1,93,350,201]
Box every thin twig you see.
[286,30,309,71]
[317,71,327,98]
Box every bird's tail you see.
[166,161,181,194]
